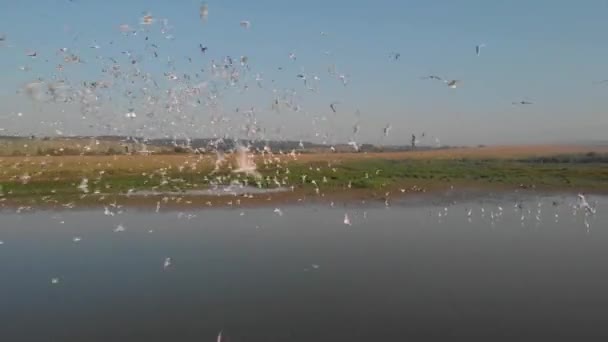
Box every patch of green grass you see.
[1,158,607,203]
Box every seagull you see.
[343,213,352,226]
[421,75,443,81]
[383,124,392,137]
[163,257,172,269]
[389,52,401,60]
[240,20,251,29]
[200,3,209,21]
[199,44,208,54]
[26,51,37,57]
[578,193,596,215]
[329,102,338,113]
[217,330,223,342]
[512,100,533,105]
[141,14,154,25]
[297,73,307,83]
[445,80,461,88]
[475,44,486,56]
[288,52,297,61]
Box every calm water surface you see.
[0,192,607,341]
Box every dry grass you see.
[0,144,606,204]
[294,145,608,163]
[1,145,606,180]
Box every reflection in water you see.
[0,193,605,341]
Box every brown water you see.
[0,192,606,341]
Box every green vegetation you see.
[280,158,608,190]
[1,155,607,205]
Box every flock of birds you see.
[0,1,524,151]
[0,7,604,341]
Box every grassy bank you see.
[0,149,607,207]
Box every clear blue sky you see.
[1,0,607,145]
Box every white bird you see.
[72,237,82,243]
[51,277,60,285]
[577,193,596,214]
[114,224,125,232]
[104,207,115,216]
[78,178,89,193]
[217,330,223,342]
[445,80,461,88]
[274,208,283,216]
[200,3,209,21]
[343,213,352,226]
[383,124,392,137]
[163,257,172,269]
[125,109,137,118]
[475,44,486,56]
[240,20,251,29]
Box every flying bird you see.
[199,44,208,54]
[344,213,352,226]
[383,124,392,137]
[512,100,533,105]
[421,75,443,81]
[475,44,486,56]
[389,52,401,60]
[240,20,251,29]
[200,3,209,21]
[141,14,154,25]
[329,102,339,113]
[445,80,461,88]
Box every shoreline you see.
[1,182,606,211]
[1,146,606,211]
